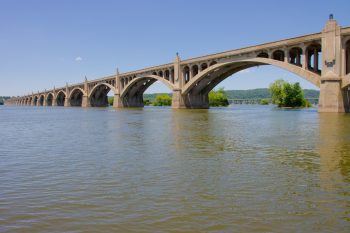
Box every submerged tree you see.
[269,79,310,108]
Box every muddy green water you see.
[0,105,349,232]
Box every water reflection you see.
[0,105,350,232]
[319,114,350,188]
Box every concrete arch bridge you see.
[8,18,350,112]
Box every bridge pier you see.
[112,94,123,108]
[82,95,90,108]
[172,90,209,109]
[318,79,348,112]
[64,98,70,107]
[318,16,349,112]
[171,90,186,108]
[52,98,57,107]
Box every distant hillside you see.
[144,89,319,101]
[225,89,270,99]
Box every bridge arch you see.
[33,96,38,106]
[68,88,86,107]
[120,74,175,107]
[88,83,116,107]
[46,93,54,106]
[182,57,321,98]
[28,97,32,106]
[56,91,66,106]
[38,95,45,106]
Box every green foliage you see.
[209,88,229,107]
[303,99,312,108]
[260,99,269,105]
[108,96,114,106]
[153,94,172,106]
[269,79,310,108]
[143,93,172,102]
[143,99,151,106]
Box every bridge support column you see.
[172,90,209,109]
[318,16,349,112]
[113,94,123,108]
[52,98,57,107]
[64,98,70,107]
[82,95,90,108]
[171,90,186,108]
[318,78,348,112]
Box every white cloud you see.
[75,57,82,62]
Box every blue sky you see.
[0,0,349,96]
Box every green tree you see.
[269,79,310,108]
[260,98,269,105]
[209,88,229,107]
[153,94,172,106]
[143,99,152,106]
[270,79,286,106]
[108,96,114,106]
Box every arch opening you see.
[165,70,170,80]
[200,63,208,71]
[69,89,83,107]
[33,96,38,106]
[192,65,199,77]
[39,95,44,106]
[56,92,66,106]
[209,61,217,66]
[273,50,285,61]
[306,44,322,74]
[346,40,350,75]
[289,47,303,66]
[47,93,53,106]
[121,75,174,107]
[257,52,269,58]
[89,83,114,107]
[183,66,190,84]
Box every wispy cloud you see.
[75,57,82,62]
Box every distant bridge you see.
[7,17,350,112]
[228,98,319,105]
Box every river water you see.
[0,105,349,232]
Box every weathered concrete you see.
[7,17,350,113]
